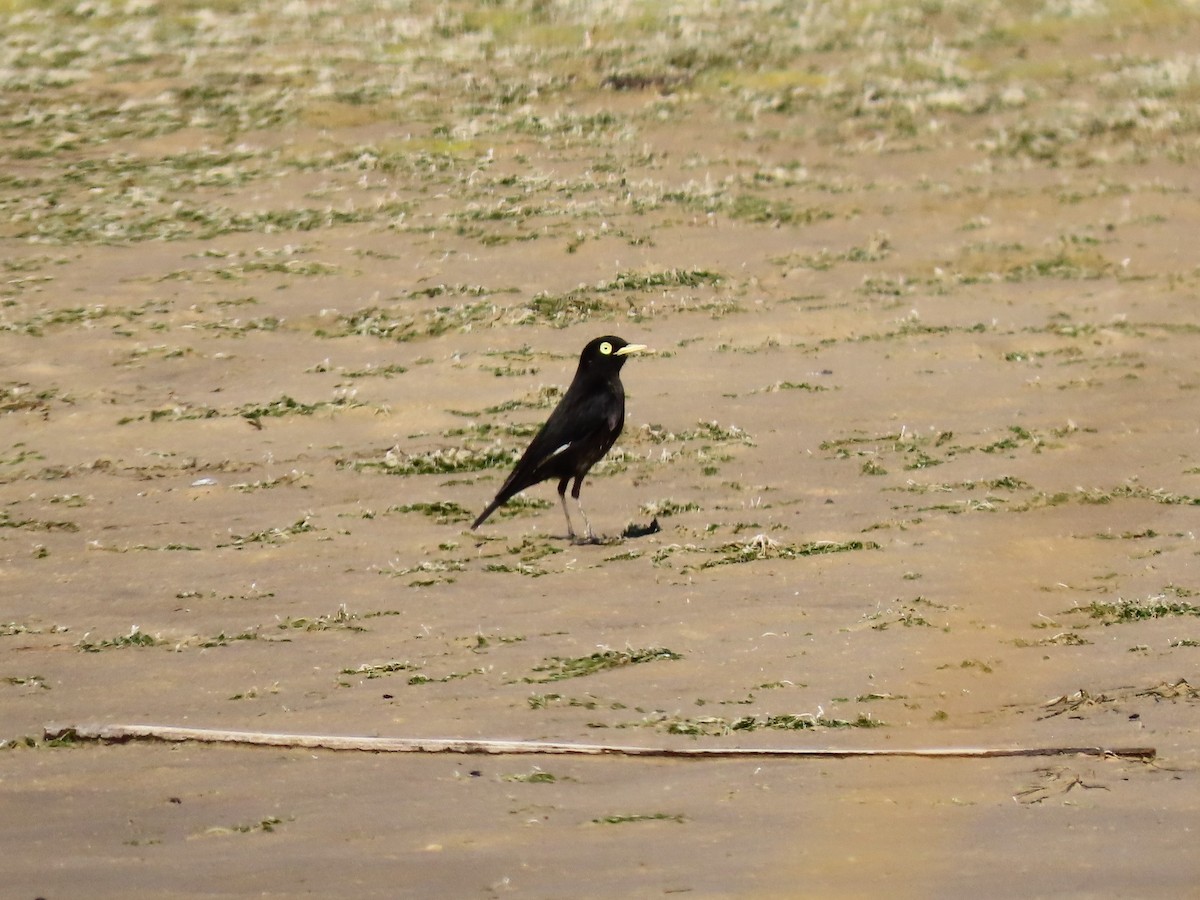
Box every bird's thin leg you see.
[571,477,597,543]
[575,496,596,542]
[557,478,575,540]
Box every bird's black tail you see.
[471,500,501,531]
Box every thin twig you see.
[43,723,1156,761]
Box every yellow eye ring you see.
[599,341,613,355]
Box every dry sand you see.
[2,2,1198,897]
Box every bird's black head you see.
[578,335,648,373]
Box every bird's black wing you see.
[491,384,622,502]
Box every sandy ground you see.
[2,2,1199,897]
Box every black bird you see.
[471,335,648,542]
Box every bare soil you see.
[3,3,1199,897]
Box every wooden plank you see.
[43,723,1157,760]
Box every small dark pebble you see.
[622,517,661,539]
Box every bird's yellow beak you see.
[616,343,650,356]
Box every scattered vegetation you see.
[202,817,287,836]
[861,596,949,631]
[389,501,474,524]
[701,536,877,568]
[526,648,682,683]
[592,813,685,825]
[219,517,316,548]
[663,712,884,736]
[3,674,48,689]
[346,446,516,476]
[277,605,366,633]
[340,661,417,680]
[639,499,699,517]
[75,627,164,652]
[503,769,566,784]
[1066,594,1200,624]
